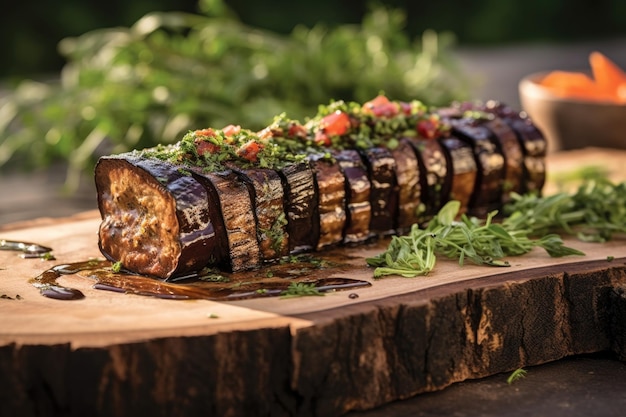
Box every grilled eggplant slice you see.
[231,167,289,262]
[278,161,319,253]
[359,146,399,235]
[479,116,524,203]
[438,134,477,213]
[390,138,424,231]
[460,101,526,202]
[334,149,372,244]
[191,170,261,272]
[309,155,347,249]
[95,154,219,279]
[481,101,547,194]
[448,117,506,217]
[406,137,450,218]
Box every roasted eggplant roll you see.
[95,154,219,278]
[95,96,547,279]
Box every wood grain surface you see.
[1,148,625,417]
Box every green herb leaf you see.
[504,179,626,242]
[368,195,585,278]
[280,282,325,298]
[111,261,123,273]
[507,368,527,384]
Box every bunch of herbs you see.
[0,0,470,190]
[503,178,626,242]
[367,200,585,278]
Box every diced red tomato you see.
[287,122,308,138]
[194,128,217,138]
[399,101,412,116]
[196,139,220,156]
[257,127,273,139]
[375,102,400,118]
[195,140,220,156]
[258,122,307,140]
[314,130,331,146]
[222,124,242,136]
[362,95,400,118]
[417,116,441,139]
[237,140,264,162]
[363,95,390,109]
[320,111,351,137]
[193,128,220,156]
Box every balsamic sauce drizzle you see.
[29,260,109,300]
[1,239,55,259]
[29,254,372,301]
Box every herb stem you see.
[368,195,587,278]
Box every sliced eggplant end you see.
[96,159,212,279]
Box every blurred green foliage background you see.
[4,0,626,80]
[2,0,626,187]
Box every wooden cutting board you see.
[1,148,626,417]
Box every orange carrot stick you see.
[589,51,626,99]
[539,70,602,99]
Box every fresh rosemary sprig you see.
[366,200,584,278]
[503,178,626,243]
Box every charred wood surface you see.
[1,259,625,417]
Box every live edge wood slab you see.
[1,148,625,417]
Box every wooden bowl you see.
[518,72,626,152]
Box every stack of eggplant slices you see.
[95,96,547,280]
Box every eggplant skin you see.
[279,161,320,253]
[481,117,525,201]
[310,157,347,249]
[445,117,505,216]
[233,167,288,262]
[95,154,218,279]
[407,137,450,218]
[478,100,547,194]
[334,149,372,244]
[391,138,424,232]
[438,135,477,214]
[192,170,261,272]
[360,147,399,235]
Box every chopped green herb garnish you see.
[41,252,55,261]
[507,368,527,384]
[197,270,230,283]
[280,282,324,299]
[111,261,123,273]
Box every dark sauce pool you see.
[29,252,373,301]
